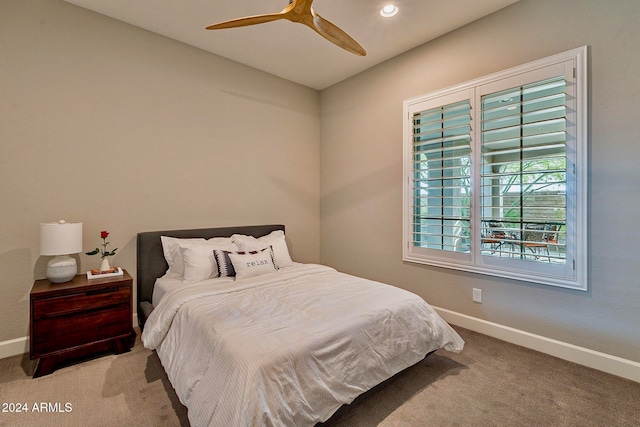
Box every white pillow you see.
[232,230,293,267]
[160,236,205,277]
[228,247,278,279]
[180,239,238,283]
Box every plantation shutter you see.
[404,47,586,289]
[411,99,472,252]
[480,76,567,263]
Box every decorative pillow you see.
[213,249,236,278]
[228,247,278,279]
[160,236,205,277]
[179,239,238,283]
[232,230,293,268]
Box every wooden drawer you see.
[31,304,131,357]
[29,270,135,377]
[32,286,129,319]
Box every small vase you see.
[99,257,111,272]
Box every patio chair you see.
[523,223,557,262]
[482,221,510,256]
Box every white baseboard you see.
[0,336,29,360]
[434,306,640,384]
[0,313,139,360]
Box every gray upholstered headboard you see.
[136,224,285,329]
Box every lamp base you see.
[46,255,77,283]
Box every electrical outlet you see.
[472,288,482,303]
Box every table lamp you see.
[40,220,83,283]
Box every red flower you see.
[86,230,118,258]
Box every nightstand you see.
[29,269,135,377]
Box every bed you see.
[137,224,464,426]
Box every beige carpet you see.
[0,331,188,427]
[1,326,638,427]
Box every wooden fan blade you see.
[206,13,284,30]
[205,0,367,57]
[310,14,366,56]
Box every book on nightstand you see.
[86,267,124,279]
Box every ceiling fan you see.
[205,0,366,56]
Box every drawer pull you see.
[86,287,119,296]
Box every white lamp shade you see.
[40,221,83,256]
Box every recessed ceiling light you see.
[380,4,398,18]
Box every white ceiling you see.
[63,0,519,90]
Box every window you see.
[411,99,471,253]
[403,47,587,290]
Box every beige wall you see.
[2,0,639,367]
[0,0,320,342]
[320,0,640,363]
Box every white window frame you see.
[403,46,588,291]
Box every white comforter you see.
[142,263,464,427]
